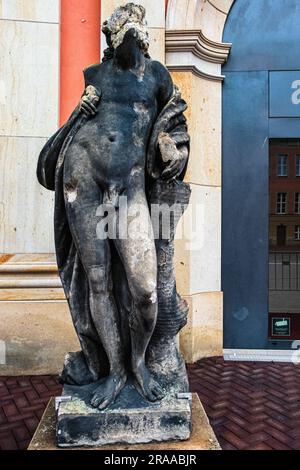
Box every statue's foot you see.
[90,372,127,410]
[60,351,99,386]
[133,363,165,402]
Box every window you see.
[277,155,288,176]
[296,155,300,177]
[276,193,287,214]
[295,193,300,214]
[295,226,300,240]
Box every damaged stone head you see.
[102,3,150,61]
[37,2,191,422]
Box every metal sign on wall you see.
[271,317,290,337]
[269,71,300,117]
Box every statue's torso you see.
[65,59,159,194]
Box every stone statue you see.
[37,3,191,445]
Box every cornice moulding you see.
[167,64,224,82]
[0,260,61,289]
[165,29,231,64]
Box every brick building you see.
[269,140,300,342]
[269,140,300,250]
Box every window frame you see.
[277,154,288,177]
[296,155,300,177]
[295,225,300,241]
[295,192,300,214]
[276,192,287,214]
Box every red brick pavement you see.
[188,358,300,450]
[0,358,300,450]
[0,376,62,450]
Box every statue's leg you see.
[63,169,127,409]
[114,189,164,402]
[111,244,132,360]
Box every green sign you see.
[272,317,290,336]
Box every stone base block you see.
[28,394,221,450]
[57,382,191,447]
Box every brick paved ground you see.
[188,358,300,450]
[0,376,62,450]
[0,358,300,450]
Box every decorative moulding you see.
[166,29,231,81]
[167,64,224,82]
[0,255,63,300]
[166,30,231,64]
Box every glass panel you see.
[276,192,287,214]
[269,139,300,345]
[277,154,288,176]
[295,193,300,213]
[296,155,300,177]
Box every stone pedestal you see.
[28,394,221,450]
[57,381,191,447]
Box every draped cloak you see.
[37,78,191,384]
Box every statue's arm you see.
[37,118,78,190]
[37,67,101,190]
[61,64,101,123]
[153,62,189,181]
[37,100,84,190]
[154,61,174,112]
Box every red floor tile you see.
[188,358,300,451]
[0,358,300,450]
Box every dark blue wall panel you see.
[223,0,300,72]
[222,72,269,348]
[222,0,300,348]
[269,118,300,138]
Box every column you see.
[60,0,101,125]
